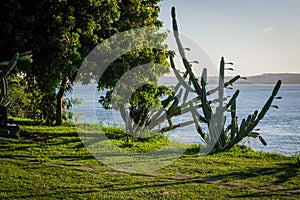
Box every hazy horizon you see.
[161,72,300,77]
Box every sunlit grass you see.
[0,118,299,199]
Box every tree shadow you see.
[206,162,299,185]
[93,161,299,199]
[233,187,300,199]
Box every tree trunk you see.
[56,76,68,126]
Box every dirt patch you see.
[104,171,125,175]
[22,137,47,142]
[281,189,300,196]
[249,184,277,193]
[258,185,277,189]
[134,175,155,179]
[171,175,195,180]
[146,171,166,176]
[82,166,106,171]
[68,162,85,166]
[221,183,241,190]
[160,178,176,182]
[162,191,180,195]
[159,175,196,183]
[250,188,270,193]
[200,177,223,183]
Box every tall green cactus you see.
[170,6,281,152]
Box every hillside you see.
[236,73,300,84]
[160,73,300,85]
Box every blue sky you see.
[158,0,300,76]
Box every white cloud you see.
[262,25,275,33]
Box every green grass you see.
[0,119,299,199]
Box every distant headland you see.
[231,73,300,84]
[159,73,300,85]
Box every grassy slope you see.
[0,119,299,199]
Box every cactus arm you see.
[216,90,240,115]
[171,66,195,93]
[258,136,267,146]
[0,53,19,78]
[230,100,237,140]
[167,94,180,116]
[190,102,206,139]
[171,7,203,96]
[200,68,212,122]
[225,81,281,151]
[201,68,208,86]
[225,75,241,88]
[244,80,281,133]
[170,56,195,92]
[207,75,240,96]
[183,87,190,103]
[218,57,225,109]
[0,78,8,97]
[226,90,240,110]
[160,120,194,133]
[256,80,281,121]
[189,101,208,123]
[172,7,186,59]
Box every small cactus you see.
[0,51,31,138]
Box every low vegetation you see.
[0,119,299,199]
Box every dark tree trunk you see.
[56,76,68,126]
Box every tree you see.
[0,0,168,126]
[94,1,170,136]
[0,0,120,125]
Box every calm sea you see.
[70,82,300,156]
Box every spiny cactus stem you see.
[0,53,19,78]
[230,100,237,139]
[256,80,281,122]
[218,57,225,109]
[171,6,203,96]
[207,75,241,96]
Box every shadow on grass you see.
[48,155,95,161]
[0,187,100,200]
[91,161,299,199]
[18,130,79,140]
[14,119,42,126]
[233,187,300,199]
[0,136,83,151]
[205,162,299,186]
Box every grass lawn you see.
[0,118,299,199]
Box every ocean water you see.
[70,82,300,156]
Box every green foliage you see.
[0,52,32,107]
[0,53,29,138]
[108,133,170,153]
[129,85,171,121]
[64,97,83,122]
[0,0,165,125]
[6,74,31,118]
[0,52,31,118]
[83,1,171,137]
